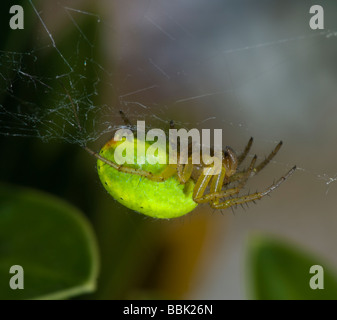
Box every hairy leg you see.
[211,166,296,209]
[237,137,253,166]
[193,155,257,204]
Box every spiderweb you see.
[1,2,112,145]
[2,0,337,301]
[0,0,337,190]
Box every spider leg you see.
[237,137,253,166]
[192,172,223,204]
[85,146,177,182]
[176,141,198,184]
[253,141,282,174]
[192,149,232,198]
[119,110,132,126]
[197,159,228,204]
[194,155,257,204]
[210,163,227,194]
[177,161,193,184]
[192,166,216,202]
[227,141,283,183]
[211,166,296,209]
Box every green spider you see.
[81,111,296,219]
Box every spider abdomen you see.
[97,138,198,219]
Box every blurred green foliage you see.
[248,235,337,300]
[0,183,98,299]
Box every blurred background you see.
[0,0,337,299]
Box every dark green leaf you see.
[248,235,337,300]
[0,183,99,299]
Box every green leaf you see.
[248,235,337,300]
[0,183,99,300]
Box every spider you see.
[80,110,296,219]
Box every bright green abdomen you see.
[97,138,197,219]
